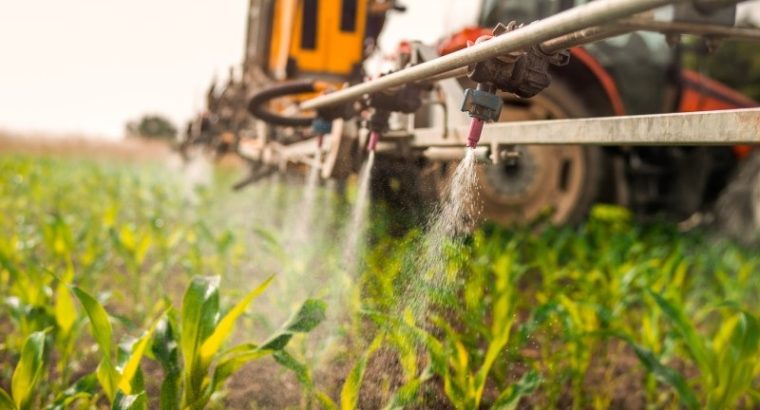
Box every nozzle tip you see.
[368,131,380,152]
[467,117,485,148]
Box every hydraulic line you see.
[299,0,689,112]
[247,80,321,127]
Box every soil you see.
[0,132,172,162]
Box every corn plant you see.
[71,286,161,408]
[0,331,46,410]
[626,291,760,410]
[153,275,326,409]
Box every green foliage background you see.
[0,153,759,409]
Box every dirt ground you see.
[0,131,176,161]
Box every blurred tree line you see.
[125,114,177,141]
[683,40,760,102]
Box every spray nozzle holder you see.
[461,88,503,122]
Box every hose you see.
[247,80,319,127]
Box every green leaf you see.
[729,311,760,359]
[207,346,271,397]
[273,350,338,410]
[73,286,118,400]
[151,316,179,373]
[491,370,541,410]
[382,379,424,410]
[159,373,180,410]
[341,334,383,410]
[54,282,77,335]
[0,388,15,410]
[117,314,162,395]
[273,350,312,387]
[649,291,712,377]
[11,330,46,410]
[47,374,98,410]
[179,276,220,401]
[111,391,147,410]
[261,299,326,351]
[625,339,699,410]
[151,317,180,410]
[199,275,273,361]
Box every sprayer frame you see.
[236,0,760,172]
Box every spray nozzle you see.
[467,118,485,149]
[368,131,380,152]
[317,134,325,149]
[460,84,502,149]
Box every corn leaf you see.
[199,275,273,361]
[261,299,326,350]
[491,370,541,410]
[206,346,271,397]
[117,314,162,395]
[709,310,760,409]
[649,291,713,377]
[623,338,699,410]
[728,311,760,358]
[179,275,220,401]
[11,330,46,410]
[382,378,426,410]
[151,317,180,410]
[273,350,339,410]
[47,374,98,410]
[272,350,312,387]
[0,388,15,410]
[341,334,383,410]
[111,391,146,410]
[73,286,118,400]
[54,282,76,335]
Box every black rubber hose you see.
[247,80,318,127]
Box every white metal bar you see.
[299,0,683,111]
[411,108,760,146]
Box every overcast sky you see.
[0,0,250,139]
[0,1,757,139]
[0,0,469,139]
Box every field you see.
[1,150,759,409]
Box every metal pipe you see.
[423,146,490,162]
[541,17,760,56]
[422,25,637,82]
[412,108,760,146]
[300,0,683,112]
[419,66,469,84]
[418,13,760,85]
[618,17,760,40]
[539,24,633,54]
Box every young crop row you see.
[1,154,759,409]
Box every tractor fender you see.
[552,48,626,116]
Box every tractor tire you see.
[477,80,605,225]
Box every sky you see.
[0,0,249,139]
[0,1,758,139]
[0,0,466,140]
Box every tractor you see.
[435,0,757,225]
[185,0,759,226]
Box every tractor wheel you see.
[477,81,605,225]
